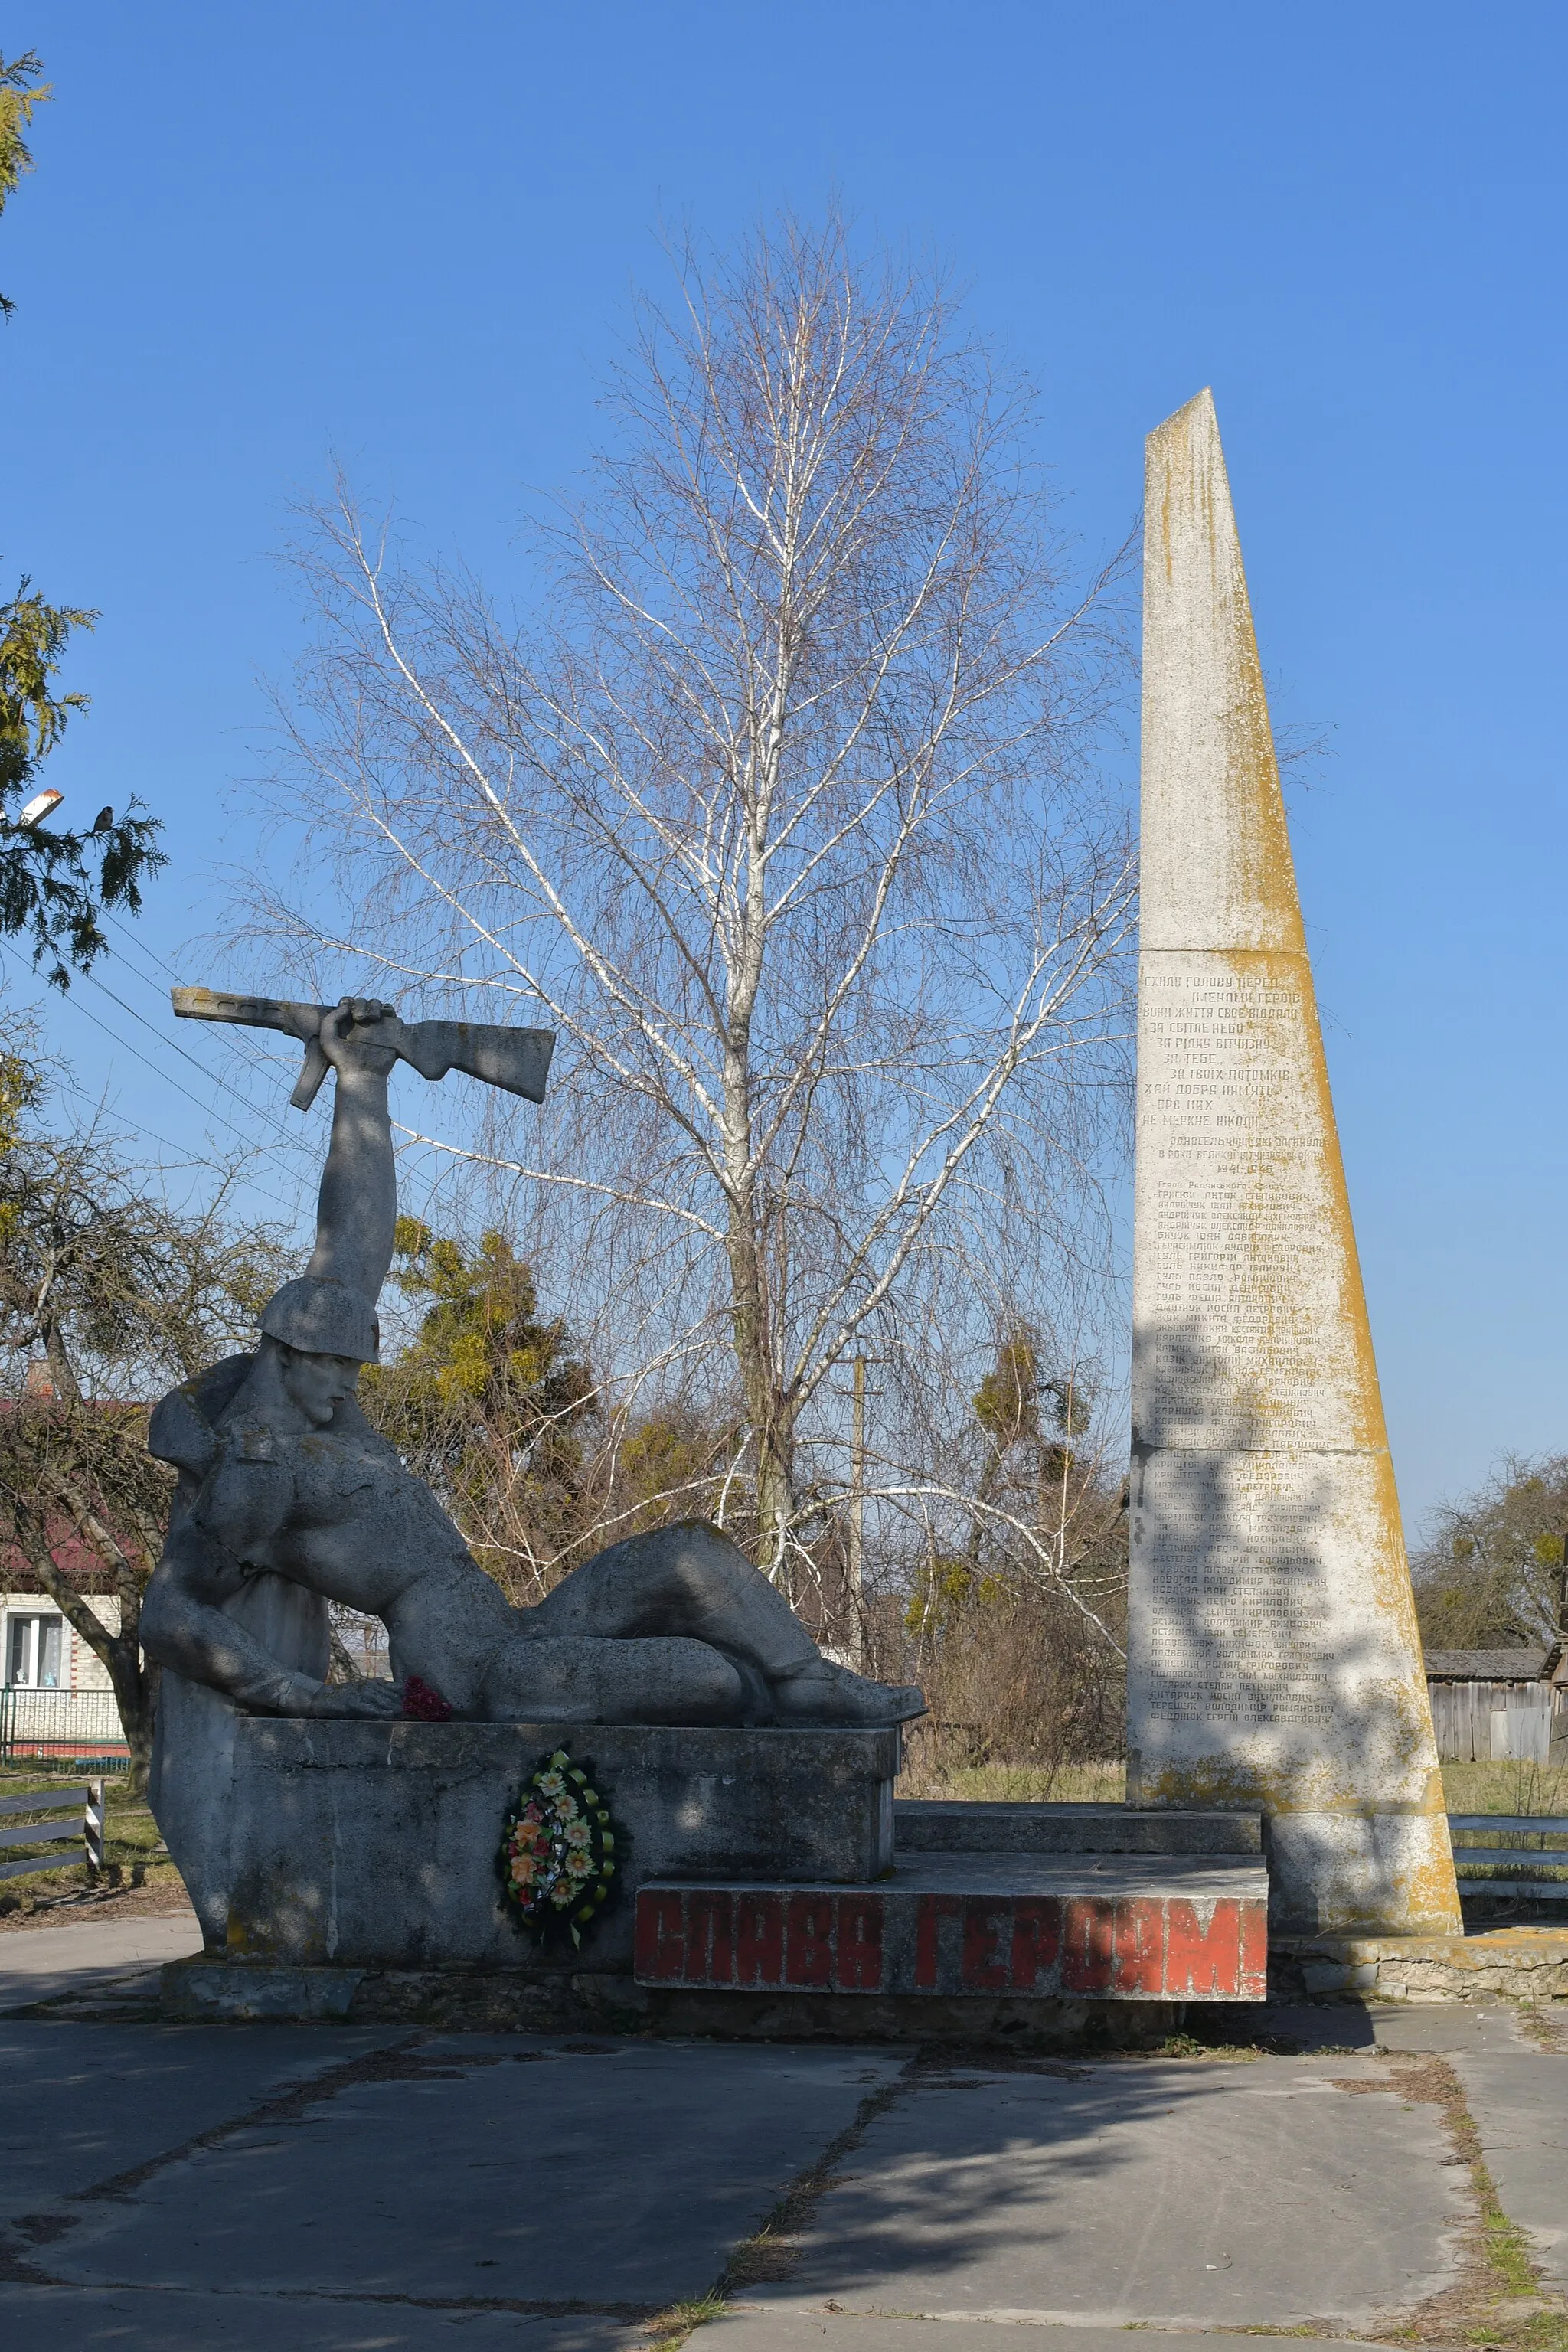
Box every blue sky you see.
[5,2,1565,1536]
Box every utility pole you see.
[848,1354,867,1667]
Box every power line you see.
[97,919,446,1152]
[51,1069,235,1168]
[93,920,472,1200]
[98,911,291,1085]
[0,897,290,1125]
[45,1070,306,1219]
[78,966,301,1148]
[99,908,185,982]
[0,942,305,1198]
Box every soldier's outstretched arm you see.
[305,998,407,1308]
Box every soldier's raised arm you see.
[305,997,409,1311]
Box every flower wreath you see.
[498,1748,626,1947]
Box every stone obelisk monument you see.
[1129,389,1459,1938]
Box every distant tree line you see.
[1411,1457,1568,1655]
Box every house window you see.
[5,1614,64,1687]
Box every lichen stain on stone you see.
[1144,388,1305,957]
[1404,1825,1464,1932]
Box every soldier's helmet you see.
[259,1276,380,1364]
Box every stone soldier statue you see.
[144,995,921,1931]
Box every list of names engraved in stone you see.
[1132,955,1370,1732]
[1133,956,1357,1453]
[1134,1453,1340,1729]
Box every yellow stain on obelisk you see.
[1129,390,1460,1937]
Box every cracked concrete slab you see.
[743,2056,1465,2330]
[0,2020,407,2215]
[707,2315,1390,2352]
[31,2040,904,2309]
[0,2281,643,2350]
[1368,2004,1535,2054]
[1206,2000,1536,2055]
[1453,2050,1568,2292]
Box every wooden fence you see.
[1426,1678,1559,1763]
[0,1782,106,1881]
[1448,1813,1568,1901]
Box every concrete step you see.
[895,1798,1263,1855]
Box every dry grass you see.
[900,1756,1126,1802]
[900,1756,1568,1812]
[1441,1759,1568,1817]
[629,2297,729,2352]
[1344,2054,1568,2352]
[719,2080,906,2292]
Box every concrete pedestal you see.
[215,1718,899,1975]
[163,1786,1271,2037]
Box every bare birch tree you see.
[250,211,1135,1602]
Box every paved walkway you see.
[0,1904,201,2014]
[0,1918,1563,2351]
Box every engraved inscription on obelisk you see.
[1128,390,1459,1937]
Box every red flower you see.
[403,1675,453,1722]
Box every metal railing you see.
[0,1781,105,1881]
[0,1686,126,1759]
[1449,1814,1568,1900]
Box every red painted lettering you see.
[962,1901,1010,1991]
[735,1893,785,1988]
[684,1890,734,1986]
[786,1893,835,1986]
[1239,1900,1268,2000]
[635,1890,688,1982]
[913,1893,963,1990]
[835,1896,885,1991]
[1061,1897,1115,1993]
[1165,1898,1241,1998]
[1111,1898,1164,1995]
[1008,1898,1062,1992]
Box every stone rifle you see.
[170,988,554,1110]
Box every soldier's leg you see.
[477,1629,744,1725]
[528,1522,926,1726]
[527,1521,817,1674]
